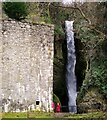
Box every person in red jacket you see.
[56,103,61,113]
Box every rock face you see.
[77,88,107,113]
[1,20,54,112]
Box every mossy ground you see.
[1,111,107,119]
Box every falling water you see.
[65,21,77,113]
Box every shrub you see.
[3,0,28,20]
[53,94,61,105]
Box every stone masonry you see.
[0,3,2,114]
[1,19,54,112]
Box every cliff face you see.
[74,3,107,112]
[51,2,107,112]
[1,19,54,112]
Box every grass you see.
[2,112,27,118]
[66,111,107,119]
[1,111,107,119]
[2,111,54,119]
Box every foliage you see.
[54,24,64,36]
[78,41,107,101]
[53,94,61,105]
[3,0,28,20]
[91,57,107,98]
[50,3,74,37]
[38,3,67,36]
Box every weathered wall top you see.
[1,19,54,112]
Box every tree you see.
[3,1,28,20]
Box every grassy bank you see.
[2,111,54,118]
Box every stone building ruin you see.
[1,20,54,112]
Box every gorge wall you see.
[1,19,54,112]
[50,2,107,112]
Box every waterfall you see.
[65,21,77,113]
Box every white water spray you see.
[65,21,77,113]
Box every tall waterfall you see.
[65,21,77,113]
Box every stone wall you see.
[0,3,2,114]
[1,19,54,112]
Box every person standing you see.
[56,103,61,113]
[52,102,55,112]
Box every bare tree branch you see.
[51,3,107,38]
[51,3,91,24]
[76,5,91,25]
